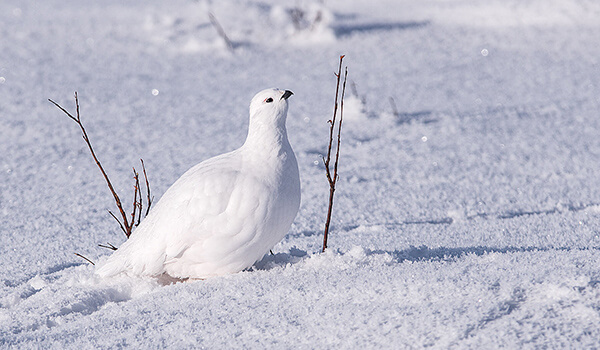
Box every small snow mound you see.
[538,283,577,301]
[302,248,339,268]
[301,247,395,272]
[585,205,600,213]
[348,245,367,260]
[447,209,465,222]
[343,95,367,122]
[28,275,47,290]
[271,3,336,46]
[180,37,230,54]
[142,1,339,52]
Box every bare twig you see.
[130,167,142,228]
[74,253,95,265]
[322,55,348,252]
[49,93,153,241]
[389,97,400,118]
[323,56,344,179]
[289,7,322,31]
[310,10,323,31]
[108,210,127,235]
[334,67,348,182]
[49,93,134,237]
[289,8,304,31]
[208,12,234,52]
[98,242,118,251]
[141,159,153,217]
[350,81,359,98]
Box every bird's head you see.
[248,88,294,128]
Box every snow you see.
[2,0,600,348]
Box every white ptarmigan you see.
[96,88,300,279]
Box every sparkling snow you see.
[1,0,600,348]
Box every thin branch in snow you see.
[141,159,153,217]
[48,93,153,240]
[98,242,118,251]
[389,97,400,119]
[108,210,127,236]
[322,55,348,252]
[49,93,133,237]
[74,253,95,266]
[289,7,323,32]
[209,12,234,52]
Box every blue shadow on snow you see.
[332,21,430,37]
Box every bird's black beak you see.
[281,90,294,100]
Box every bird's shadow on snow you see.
[252,247,308,271]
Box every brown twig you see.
[49,93,153,241]
[323,56,344,179]
[108,210,127,235]
[130,167,143,228]
[322,55,347,252]
[208,12,234,52]
[49,93,134,238]
[98,242,118,251]
[334,67,348,182]
[74,253,95,266]
[141,159,153,217]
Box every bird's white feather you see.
[96,88,301,279]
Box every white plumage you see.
[96,88,300,279]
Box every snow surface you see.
[2,0,600,348]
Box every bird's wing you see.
[96,152,269,278]
[165,166,269,276]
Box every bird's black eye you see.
[265,97,274,103]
